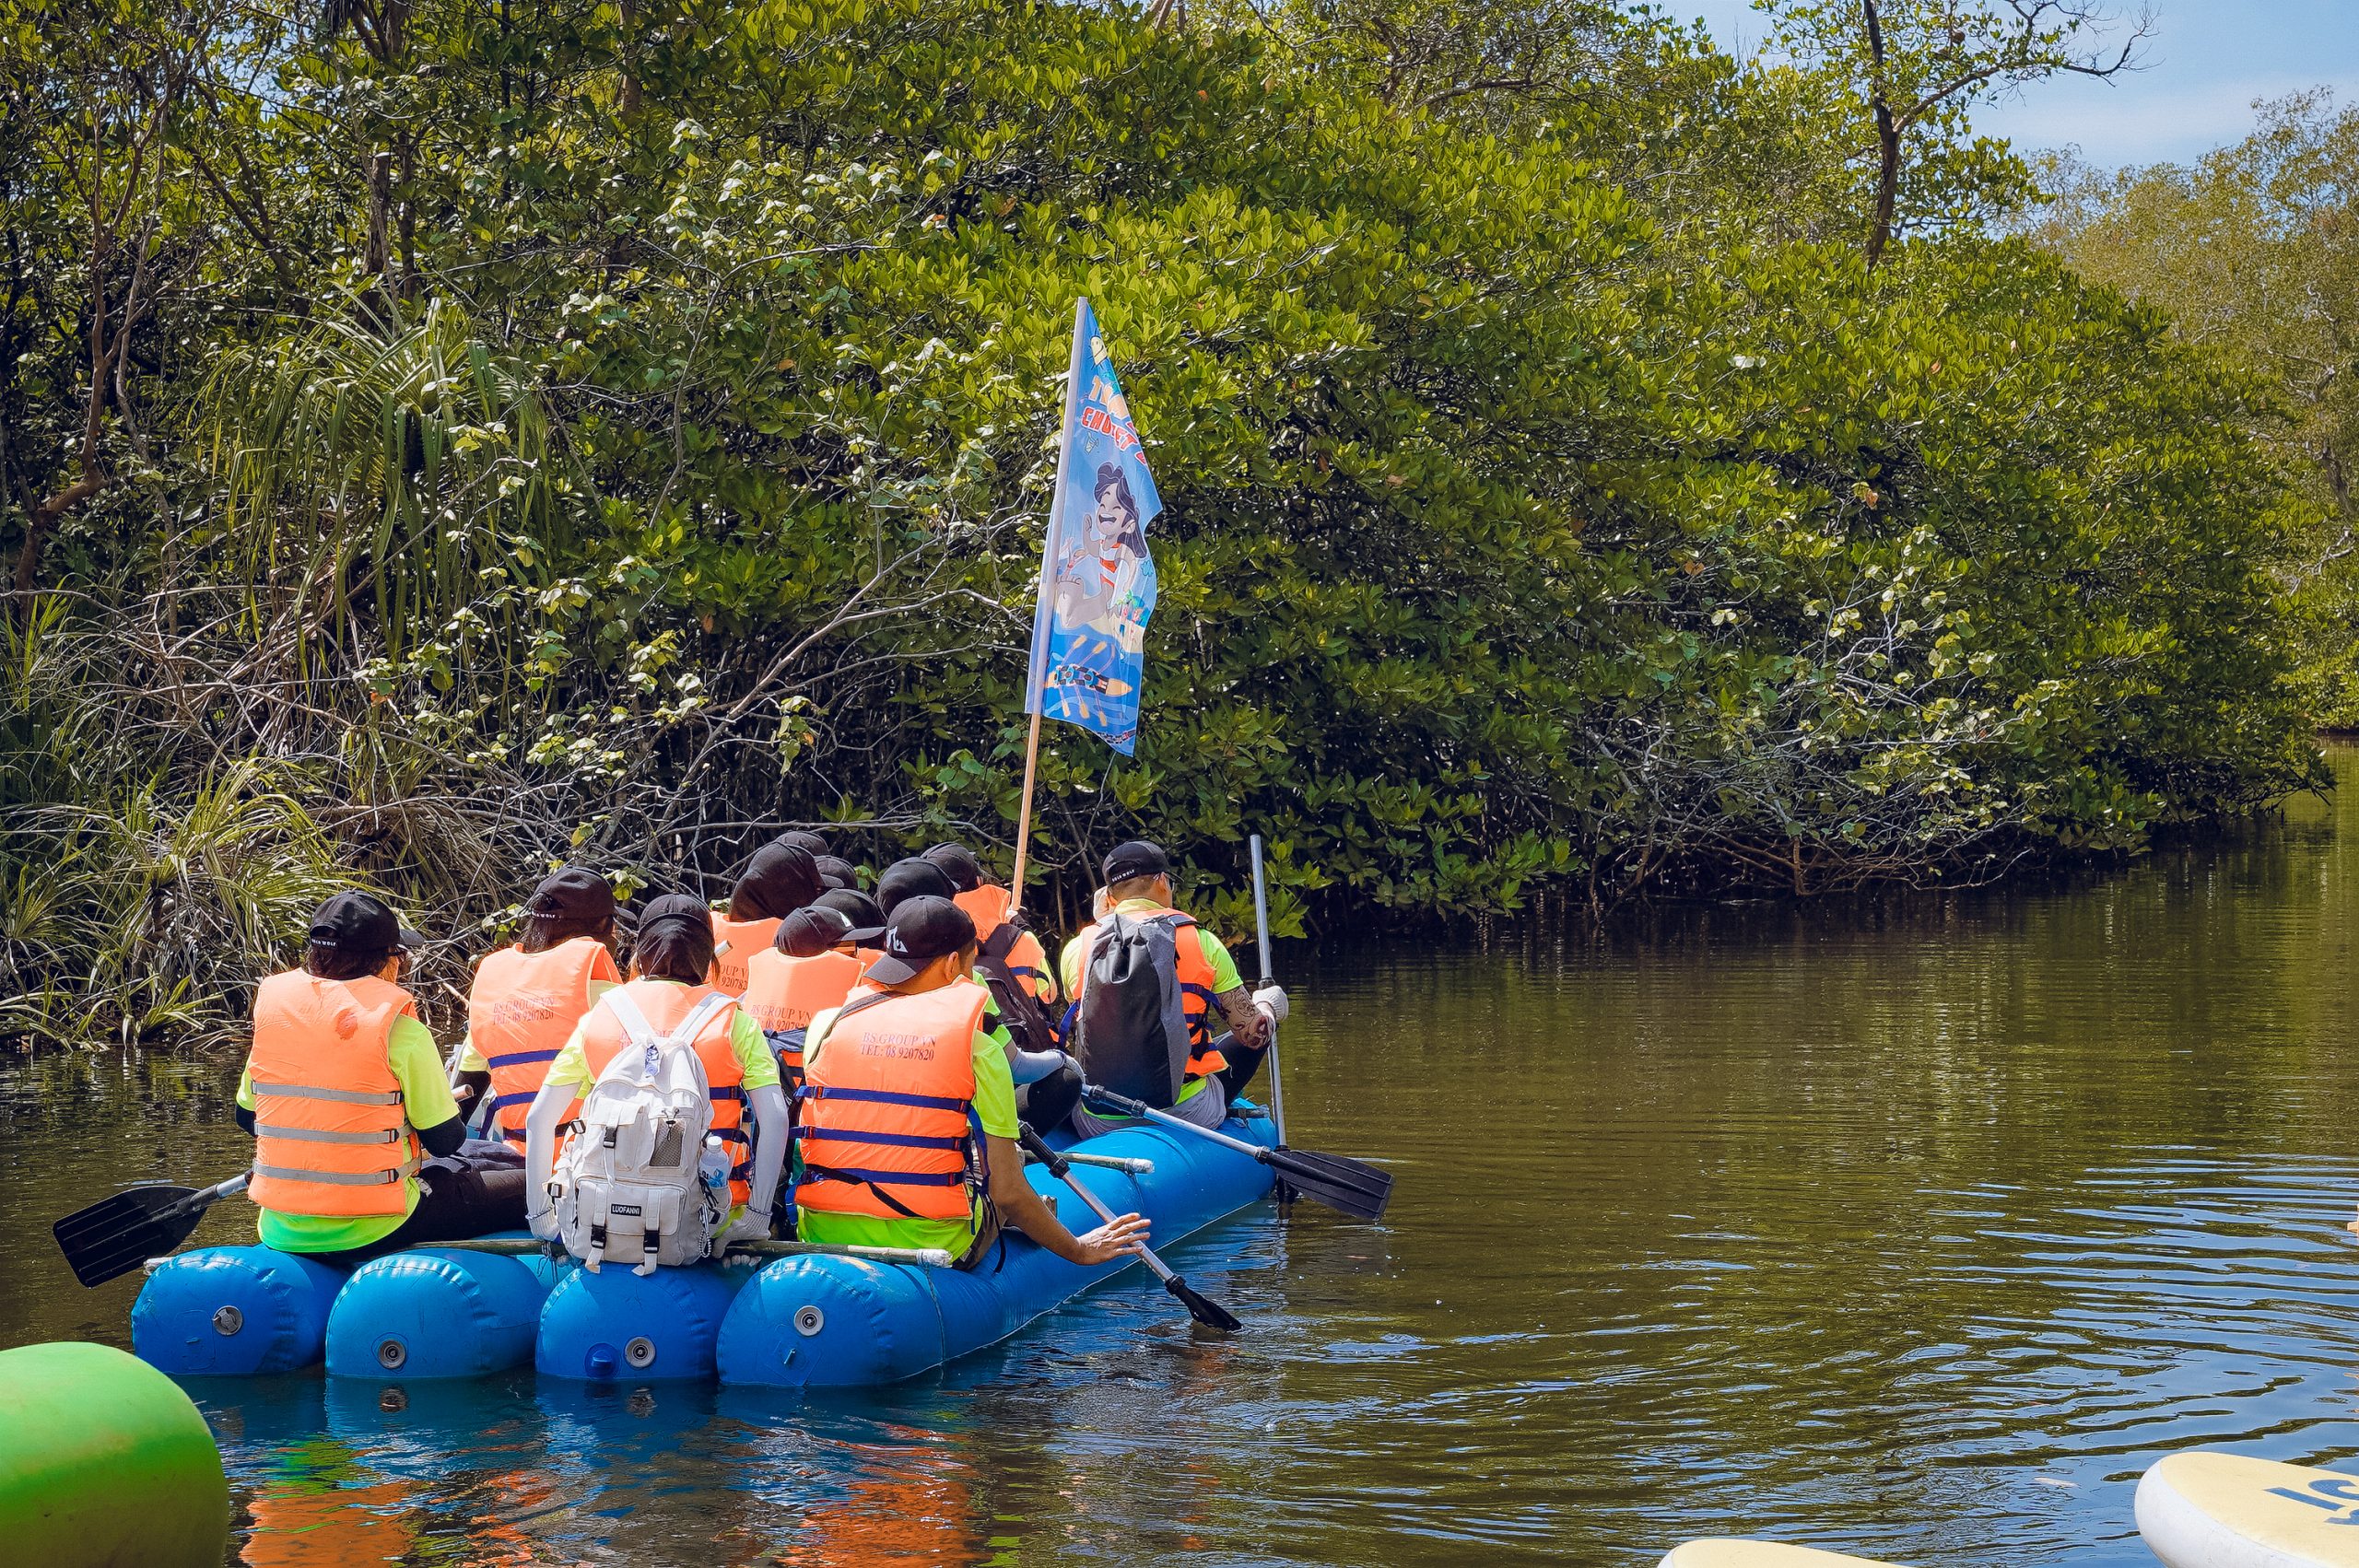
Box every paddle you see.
[1017,1124,1240,1330]
[54,1172,250,1288]
[1248,832,1288,1154]
[1079,1084,1392,1222]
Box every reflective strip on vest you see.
[261,1083,404,1106]
[252,1123,405,1144]
[253,1159,420,1187]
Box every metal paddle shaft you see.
[1249,833,1285,1147]
[1080,1084,1392,1222]
[55,1172,250,1288]
[1017,1125,1240,1330]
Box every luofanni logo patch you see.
[2269,1473,2359,1526]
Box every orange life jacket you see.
[955,883,1054,1004]
[1073,907,1227,1081]
[707,912,781,997]
[246,970,422,1218]
[572,979,752,1206]
[794,986,985,1223]
[742,948,864,1083]
[468,938,619,1147]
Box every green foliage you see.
[0,0,2324,1044]
[2038,91,2359,725]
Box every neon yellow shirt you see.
[236,1014,458,1254]
[1058,899,1245,1105]
[793,990,1017,1261]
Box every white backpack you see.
[552,990,735,1274]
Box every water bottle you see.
[698,1135,729,1196]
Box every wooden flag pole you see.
[1011,298,1091,919]
[1009,708,1045,917]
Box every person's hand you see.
[714,1211,773,1253]
[1252,984,1289,1026]
[528,1205,561,1242]
[1066,1211,1150,1267]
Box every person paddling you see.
[795,896,1148,1270]
[236,892,526,1262]
[453,868,620,1150]
[708,842,823,998]
[522,895,790,1252]
[1060,840,1287,1134]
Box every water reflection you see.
[11,766,2359,1562]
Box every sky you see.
[1683,0,2359,169]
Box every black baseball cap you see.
[814,855,860,891]
[1102,840,1171,883]
[526,866,615,924]
[921,842,984,894]
[876,856,956,916]
[778,906,852,957]
[731,842,820,921]
[862,895,976,987]
[775,829,832,858]
[815,887,884,933]
[635,892,712,939]
[309,891,426,954]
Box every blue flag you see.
[1025,299,1161,756]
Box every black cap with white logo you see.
[1101,839,1171,884]
[526,866,615,924]
[308,891,427,954]
[859,895,976,987]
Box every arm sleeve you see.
[523,1082,572,1217]
[969,1030,1019,1140]
[457,1040,487,1073]
[236,1061,255,1112]
[416,1117,467,1158]
[744,1082,789,1219]
[387,1017,461,1130]
[1057,934,1086,998]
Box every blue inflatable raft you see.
[132,1110,1276,1388]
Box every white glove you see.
[714,1211,773,1254]
[1252,984,1290,1025]
[528,1205,561,1242]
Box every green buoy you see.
[0,1340,228,1567]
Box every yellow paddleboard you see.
[1661,1541,1910,1567]
[2138,1450,2359,1567]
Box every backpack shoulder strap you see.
[599,989,660,1049]
[664,991,735,1053]
[980,922,1020,964]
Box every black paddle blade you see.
[53,1184,207,1288]
[1264,1146,1392,1223]
[1164,1272,1242,1331]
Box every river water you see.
[11,758,2359,1565]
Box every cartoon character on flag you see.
[1026,299,1161,755]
